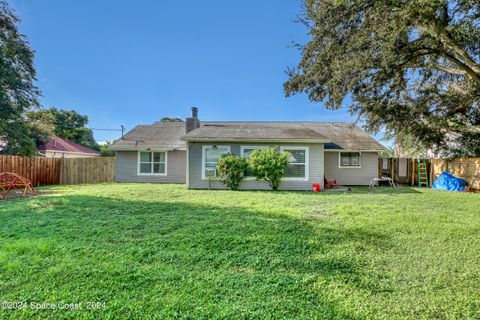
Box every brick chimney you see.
[185,107,200,133]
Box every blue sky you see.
[11,0,358,142]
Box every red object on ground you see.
[324,176,337,188]
[0,172,36,199]
[312,183,321,192]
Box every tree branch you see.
[440,50,480,83]
[446,121,480,133]
[428,64,467,76]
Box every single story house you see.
[37,136,101,158]
[109,108,386,190]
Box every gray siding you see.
[115,150,186,183]
[188,142,324,190]
[324,151,378,185]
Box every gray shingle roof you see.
[109,122,186,150]
[109,121,386,151]
[183,122,386,150]
[181,122,329,142]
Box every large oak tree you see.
[285,0,480,156]
[0,1,40,156]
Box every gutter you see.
[180,138,331,143]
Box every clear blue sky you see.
[11,0,358,142]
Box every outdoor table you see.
[370,177,396,187]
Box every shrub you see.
[216,153,248,190]
[247,147,290,191]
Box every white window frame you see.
[201,145,231,180]
[137,150,168,176]
[240,146,267,180]
[338,151,362,168]
[280,146,309,181]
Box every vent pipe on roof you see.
[185,107,200,133]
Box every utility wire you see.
[89,128,122,131]
[88,125,126,139]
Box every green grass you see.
[0,184,479,319]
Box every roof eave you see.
[180,137,331,143]
[324,148,387,152]
[41,149,101,155]
[108,145,186,151]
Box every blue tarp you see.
[432,171,467,192]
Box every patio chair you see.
[324,175,337,188]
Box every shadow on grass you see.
[0,194,393,319]
[322,186,422,195]
[187,186,422,195]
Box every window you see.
[280,147,309,180]
[397,158,408,178]
[138,151,167,175]
[202,145,230,179]
[241,146,266,178]
[339,152,361,167]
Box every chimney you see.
[185,107,200,133]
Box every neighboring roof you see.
[37,136,100,155]
[109,122,186,151]
[109,120,386,151]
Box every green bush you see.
[216,153,248,190]
[248,147,290,191]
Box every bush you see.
[247,147,290,191]
[216,153,248,190]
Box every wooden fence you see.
[378,158,430,186]
[0,155,115,186]
[380,157,480,190]
[0,155,62,186]
[60,157,115,185]
[431,158,480,190]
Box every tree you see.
[216,153,248,190]
[285,0,480,157]
[247,147,290,191]
[27,108,98,149]
[161,117,183,122]
[99,141,115,157]
[25,109,55,144]
[0,1,41,156]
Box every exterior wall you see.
[188,142,324,190]
[115,150,186,183]
[324,151,378,185]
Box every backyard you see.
[0,184,479,319]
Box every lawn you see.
[0,184,479,319]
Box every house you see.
[109,108,386,190]
[37,136,101,158]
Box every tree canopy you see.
[285,0,480,156]
[0,1,40,156]
[27,108,98,149]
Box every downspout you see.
[186,142,190,188]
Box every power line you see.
[89,128,122,131]
[88,125,126,139]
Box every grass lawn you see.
[0,184,479,319]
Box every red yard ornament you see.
[0,172,36,200]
